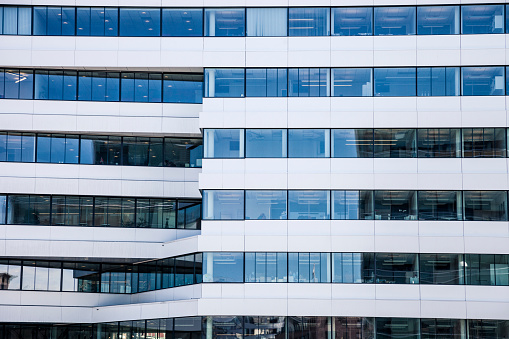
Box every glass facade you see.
[2,194,200,229]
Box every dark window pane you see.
[374,68,416,96]
[123,137,149,166]
[288,8,330,36]
[417,6,459,35]
[332,7,372,36]
[417,128,461,158]
[148,73,162,103]
[63,71,77,100]
[0,132,6,161]
[76,7,91,35]
[62,7,75,35]
[164,137,202,167]
[421,318,465,338]
[375,7,416,35]
[464,191,508,221]
[121,72,134,101]
[375,253,419,284]
[376,318,420,338]
[374,129,416,158]
[462,5,504,34]
[420,254,464,285]
[79,197,94,226]
[119,8,160,36]
[332,129,373,157]
[36,134,51,163]
[288,317,330,339]
[332,191,374,220]
[162,9,202,36]
[374,190,417,220]
[205,9,245,37]
[463,128,506,158]
[418,191,461,221]
[33,7,47,35]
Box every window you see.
[463,191,508,221]
[462,67,505,96]
[204,129,243,159]
[245,129,287,158]
[462,128,506,158]
[78,72,119,101]
[374,7,416,35]
[1,7,31,35]
[332,129,373,158]
[288,68,330,97]
[4,69,33,99]
[205,69,245,98]
[332,253,374,283]
[375,253,419,284]
[119,8,160,36]
[374,191,417,220]
[332,68,372,97]
[164,138,203,168]
[245,252,287,283]
[466,254,509,286]
[80,135,121,165]
[247,8,287,37]
[36,134,79,164]
[163,73,203,103]
[203,253,244,282]
[335,318,375,339]
[288,191,330,220]
[33,7,75,36]
[373,129,416,158]
[205,9,245,37]
[162,9,202,36]
[417,67,460,96]
[417,6,459,35]
[245,191,287,220]
[288,8,330,36]
[202,190,244,220]
[376,318,420,338]
[462,5,504,34]
[420,254,464,285]
[418,191,461,221]
[288,253,330,283]
[245,69,287,97]
[417,129,461,158]
[0,132,35,162]
[76,7,118,36]
[0,195,5,224]
[7,195,51,225]
[288,129,330,158]
[421,319,465,338]
[374,68,416,96]
[332,7,372,36]
[332,191,374,220]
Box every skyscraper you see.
[0,1,508,338]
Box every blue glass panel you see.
[17,7,31,35]
[119,8,160,37]
[34,70,49,99]
[332,7,372,36]
[62,7,75,35]
[288,8,330,36]
[245,190,287,220]
[48,71,63,100]
[332,68,372,97]
[203,252,244,283]
[105,8,118,36]
[0,8,3,34]
[417,6,459,35]
[36,134,51,162]
[462,67,505,96]
[78,72,92,100]
[246,129,287,158]
[47,7,62,35]
[106,73,120,101]
[374,7,416,35]
[63,71,76,100]
[50,135,66,163]
[91,72,106,101]
[418,67,460,96]
[21,133,35,162]
[162,9,202,36]
[148,74,162,103]
[19,70,33,99]
[0,133,5,162]
[6,133,21,162]
[246,68,287,97]
[120,73,135,101]
[76,8,90,35]
[204,129,243,158]
[0,69,3,98]
[163,74,203,103]
[4,7,18,35]
[288,129,330,158]
[332,129,373,158]
[205,9,245,37]
[202,190,244,220]
[4,69,19,99]
[33,7,46,35]
[205,69,245,98]
[65,135,79,164]
[462,5,504,34]
[134,74,149,102]
[332,191,374,220]
[289,68,329,97]
[247,8,287,37]
[288,191,330,220]
[374,68,416,96]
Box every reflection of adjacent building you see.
[0,272,12,290]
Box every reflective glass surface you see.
[375,253,419,284]
[374,68,417,96]
[288,191,330,220]
[374,7,416,35]
[205,69,245,98]
[245,191,287,220]
[205,9,245,37]
[463,128,506,158]
[245,129,287,158]
[119,8,160,36]
[288,68,330,97]
[332,253,374,283]
[463,191,508,221]
[462,5,504,34]
[288,253,330,283]
[288,8,330,36]
[203,252,244,282]
[420,254,464,285]
[332,68,372,97]
[417,6,459,35]
[466,254,509,286]
[202,190,244,220]
[247,8,287,37]
[288,129,330,158]
[417,67,460,96]
[162,9,202,36]
[246,68,288,97]
[332,129,373,158]
[204,129,243,158]
[417,128,461,158]
[332,7,372,36]
[376,318,420,338]
[462,67,505,96]
[374,191,417,220]
[332,191,374,220]
[418,191,462,221]
[374,129,416,158]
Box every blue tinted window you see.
[19,70,33,99]
[202,190,244,220]
[332,7,372,36]
[247,8,287,37]
[332,129,373,158]
[203,252,244,283]
[418,67,460,96]
[462,5,504,34]
[34,70,49,99]
[0,133,7,161]
[332,68,372,97]
[121,73,135,101]
[6,133,22,162]
[246,129,287,158]
[47,7,62,35]
[50,135,66,163]
[120,8,160,36]
[0,69,4,98]
[205,69,245,98]
[105,73,120,101]
[76,8,90,35]
[507,5,509,34]
[246,68,287,97]
[374,7,416,36]
[62,7,75,35]
[162,9,202,36]
[48,71,63,100]
[17,7,31,35]
[33,7,46,35]
[462,67,505,96]
[0,8,3,34]
[163,74,203,103]
[21,133,35,162]
[417,6,459,35]
[63,71,77,100]
[3,7,17,35]
[91,72,106,101]
[288,8,330,36]
[288,129,330,158]
[78,72,92,100]
[4,69,19,98]
[374,68,416,96]
[332,191,374,220]
[204,129,243,158]
[205,9,245,37]
[4,69,31,99]
[36,134,51,162]
[245,191,287,220]
[289,68,330,97]
[288,191,330,220]
[148,74,162,103]
[77,7,118,36]
[64,135,79,164]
